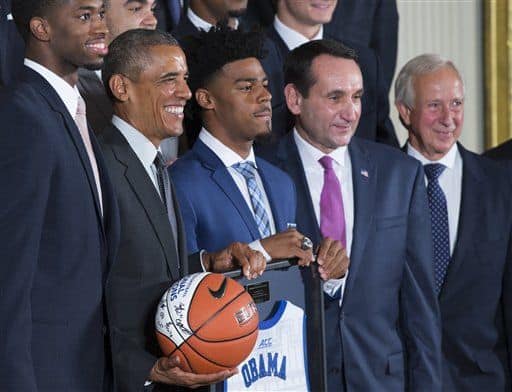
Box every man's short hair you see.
[284,39,359,98]
[102,28,179,101]
[180,25,267,118]
[394,53,464,108]
[12,0,66,42]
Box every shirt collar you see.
[198,127,257,168]
[112,115,160,168]
[293,128,347,169]
[187,7,239,31]
[25,58,80,119]
[273,15,323,50]
[407,142,459,169]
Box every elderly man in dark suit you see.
[0,0,120,390]
[260,39,442,391]
[99,28,265,391]
[396,53,512,390]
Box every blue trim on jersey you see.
[259,300,287,330]
[302,313,310,391]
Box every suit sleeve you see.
[504,204,512,378]
[400,163,442,390]
[370,0,399,93]
[0,111,53,390]
[374,53,399,148]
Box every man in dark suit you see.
[100,28,265,391]
[261,0,398,147]
[396,54,512,390]
[484,138,512,161]
[78,0,157,134]
[170,28,346,276]
[260,39,441,391]
[0,0,120,390]
[0,0,24,86]
[325,0,398,94]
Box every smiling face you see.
[280,0,337,27]
[286,54,363,153]
[199,57,272,150]
[106,0,157,43]
[121,45,192,145]
[397,66,464,161]
[44,0,108,73]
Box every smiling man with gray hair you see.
[396,53,512,391]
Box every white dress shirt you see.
[407,143,462,256]
[273,15,323,50]
[187,7,239,31]
[294,129,354,300]
[199,128,276,260]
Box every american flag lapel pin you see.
[360,169,369,178]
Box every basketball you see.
[155,272,259,374]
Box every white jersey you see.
[224,300,309,391]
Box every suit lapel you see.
[276,134,322,244]
[77,69,112,131]
[342,139,376,304]
[194,140,262,240]
[256,158,285,232]
[24,68,104,227]
[107,125,180,280]
[440,145,484,296]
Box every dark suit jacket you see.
[99,124,202,391]
[0,67,120,391]
[260,133,441,391]
[264,26,398,148]
[169,139,296,254]
[324,0,399,93]
[77,68,112,134]
[483,138,512,161]
[435,146,512,390]
[0,0,24,87]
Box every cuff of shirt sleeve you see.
[249,240,272,262]
[323,275,347,299]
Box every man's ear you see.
[109,74,129,102]
[29,17,50,42]
[396,102,412,127]
[195,88,215,110]
[284,83,303,115]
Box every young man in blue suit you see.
[260,39,442,391]
[0,0,119,390]
[170,27,347,278]
[396,54,512,390]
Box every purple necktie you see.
[319,156,346,247]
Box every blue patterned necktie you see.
[233,162,272,238]
[424,163,450,294]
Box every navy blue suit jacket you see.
[263,26,398,148]
[436,146,512,390]
[260,134,441,391]
[0,67,120,391]
[169,139,296,253]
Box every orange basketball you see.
[155,272,259,374]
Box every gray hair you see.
[102,29,179,101]
[394,53,464,108]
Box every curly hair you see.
[180,25,267,129]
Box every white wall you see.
[391,0,484,152]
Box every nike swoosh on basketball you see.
[208,277,228,299]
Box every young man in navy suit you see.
[396,54,512,391]
[260,39,442,391]
[0,0,119,390]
